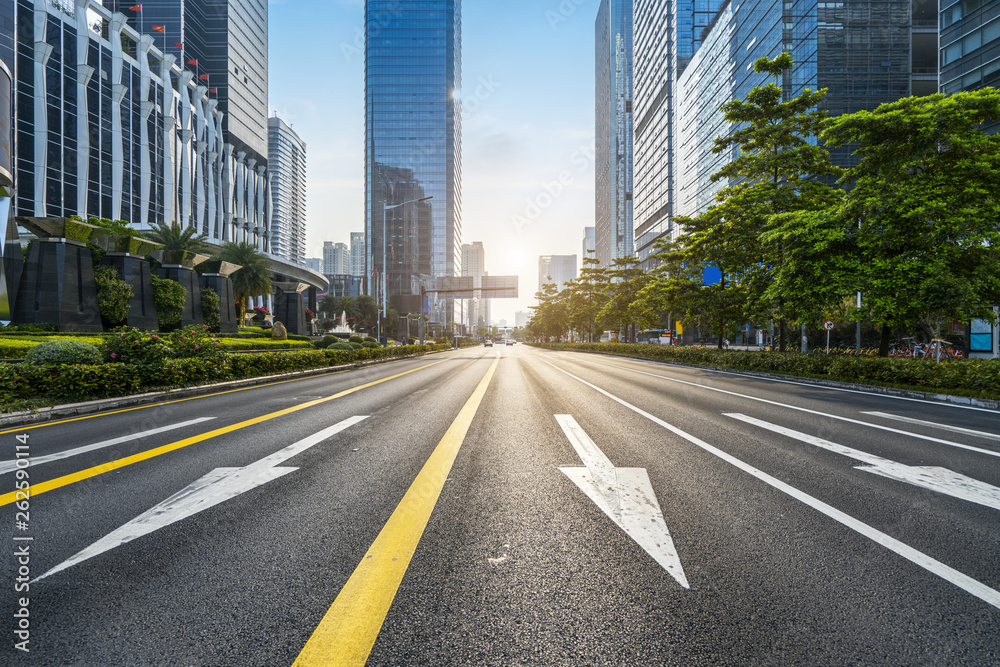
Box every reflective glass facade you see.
[940,0,1000,133]
[595,0,633,268]
[635,0,932,262]
[365,0,462,323]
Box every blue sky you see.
[268,0,599,323]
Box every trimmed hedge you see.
[0,343,449,405]
[24,340,102,366]
[529,342,1000,399]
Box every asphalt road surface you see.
[2,345,998,665]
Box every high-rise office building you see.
[323,241,350,276]
[941,0,999,134]
[538,255,577,294]
[108,0,269,168]
[365,0,462,324]
[268,116,307,264]
[462,241,488,331]
[633,0,936,265]
[305,258,323,274]
[0,0,13,73]
[350,232,365,277]
[595,0,633,268]
[582,226,596,264]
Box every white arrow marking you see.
[35,416,368,582]
[861,412,1000,442]
[555,414,689,589]
[726,413,1000,511]
[0,418,216,475]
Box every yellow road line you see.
[292,353,500,667]
[0,361,446,507]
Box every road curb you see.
[539,347,1000,411]
[0,350,451,429]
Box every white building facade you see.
[268,115,306,264]
[11,0,273,251]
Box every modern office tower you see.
[515,310,530,328]
[595,0,633,269]
[268,116,307,264]
[350,232,365,277]
[582,226,596,263]
[941,0,1000,133]
[0,0,13,73]
[109,0,269,168]
[538,255,578,294]
[365,0,462,325]
[323,241,349,276]
[462,241,487,331]
[633,0,937,265]
[305,258,323,273]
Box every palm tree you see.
[143,221,212,257]
[211,242,273,321]
[319,294,341,320]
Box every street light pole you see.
[381,195,432,343]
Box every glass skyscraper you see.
[634,0,935,263]
[595,0,633,268]
[365,0,462,326]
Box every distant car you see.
[484,339,493,347]
[505,339,514,346]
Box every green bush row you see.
[0,344,449,403]
[530,343,1000,399]
[0,334,316,358]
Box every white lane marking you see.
[555,415,689,589]
[0,418,217,476]
[540,359,1000,611]
[588,360,1000,459]
[862,412,1000,442]
[35,416,368,582]
[726,413,1000,511]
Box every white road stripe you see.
[862,412,1000,442]
[541,358,1000,611]
[35,416,368,582]
[591,361,1000,459]
[726,413,1000,511]
[0,418,216,475]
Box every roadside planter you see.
[151,249,210,329]
[197,259,242,334]
[96,234,164,331]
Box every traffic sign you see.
[823,320,835,331]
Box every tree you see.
[823,89,1000,354]
[355,295,378,331]
[565,254,609,342]
[529,281,569,341]
[599,256,652,342]
[319,294,341,320]
[210,242,273,322]
[679,53,844,351]
[143,221,212,256]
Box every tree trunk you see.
[878,323,891,357]
[778,320,787,353]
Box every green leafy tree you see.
[355,295,378,331]
[565,255,609,342]
[680,52,844,351]
[598,256,652,343]
[823,89,1000,354]
[143,221,212,256]
[210,242,273,322]
[529,281,569,341]
[319,294,341,320]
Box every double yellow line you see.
[293,353,500,666]
[0,361,446,507]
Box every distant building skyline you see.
[538,254,577,294]
[269,115,307,264]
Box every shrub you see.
[314,335,338,349]
[330,343,354,351]
[103,328,172,365]
[24,340,102,366]
[201,287,221,332]
[349,336,365,344]
[152,274,186,330]
[362,341,380,349]
[349,342,364,350]
[33,363,143,400]
[167,325,227,362]
[93,265,133,327]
